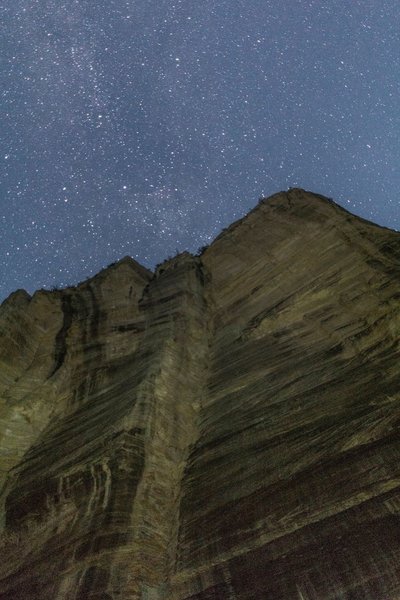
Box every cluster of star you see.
[1,0,399,300]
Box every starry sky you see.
[1,0,399,301]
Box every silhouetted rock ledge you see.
[1,188,400,598]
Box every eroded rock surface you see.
[1,189,400,599]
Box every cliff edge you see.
[1,188,400,598]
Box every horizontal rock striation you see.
[1,188,400,598]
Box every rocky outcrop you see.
[1,188,400,598]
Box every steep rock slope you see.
[175,189,400,599]
[1,189,400,599]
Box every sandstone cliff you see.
[1,188,400,599]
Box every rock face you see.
[1,188,400,599]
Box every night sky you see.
[1,1,399,301]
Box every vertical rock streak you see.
[110,254,209,597]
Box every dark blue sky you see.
[1,0,399,300]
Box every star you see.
[0,0,399,301]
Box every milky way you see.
[1,0,399,300]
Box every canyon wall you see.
[1,189,400,599]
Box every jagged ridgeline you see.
[1,188,400,599]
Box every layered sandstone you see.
[1,188,400,599]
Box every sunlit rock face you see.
[1,188,400,599]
